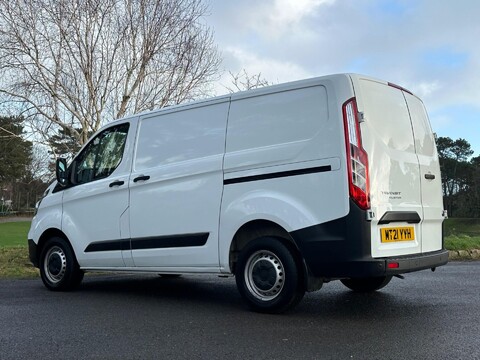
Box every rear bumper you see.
[383,249,449,275]
[295,249,449,278]
[290,200,448,278]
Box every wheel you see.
[235,237,305,314]
[39,237,84,291]
[340,276,392,293]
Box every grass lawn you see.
[0,221,38,278]
[0,221,31,247]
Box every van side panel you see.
[129,101,229,268]
[219,84,350,271]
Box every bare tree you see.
[0,0,221,153]
[226,69,272,93]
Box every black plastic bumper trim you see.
[28,239,39,268]
[384,250,449,275]
[289,200,448,278]
[378,211,421,225]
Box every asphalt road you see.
[1,262,479,360]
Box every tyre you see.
[340,276,392,293]
[39,237,84,291]
[235,237,305,314]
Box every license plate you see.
[380,227,415,243]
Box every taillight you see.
[342,98,370,210]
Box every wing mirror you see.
[56,158,69,186]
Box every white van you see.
[28,74,448,313]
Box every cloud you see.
[246,0,336,39]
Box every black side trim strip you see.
[378,211,421,225]
[85,239,130,252]
[131,233,209,250]
[84,233,209,253]
[224,165,332,185]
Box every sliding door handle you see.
[109,180,125,187]
[424,174,435,180]
[133,175,150,183]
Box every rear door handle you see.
[109,180,125,188]
[425,174,435,180]
[133,175,150,183]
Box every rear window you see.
[359,79,415,153]
[404,93,436,157]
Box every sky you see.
[207,0,480,157]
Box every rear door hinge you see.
[358,112,365,123]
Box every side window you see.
[73,123,129,185]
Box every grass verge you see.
[444,235,480,251]
[0,247,39,278]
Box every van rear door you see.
[403,92,444,253]
[352,76,435,258]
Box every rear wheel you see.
[40,237,84,291]
[341,276,392,292]
[235,237,305,313]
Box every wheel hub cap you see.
[43,246,67,284]
[245,250,285,301]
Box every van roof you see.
[111,73,418,123]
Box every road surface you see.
[1,262,479,359]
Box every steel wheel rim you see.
[244,250,285,301]
[44,246,67,284]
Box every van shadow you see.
[78,274,244,311]
[76,274,430,320]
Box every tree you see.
[0,0,221,153]
[226,69,272,93]
[0,116,32,183]
[436,137,473,196]
[436,136,477,217]
[0,116,40,212]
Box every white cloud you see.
[409,81,442,100]
[246,0,335,39]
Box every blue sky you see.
[208,0,480,157]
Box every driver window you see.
[73,123,129,185]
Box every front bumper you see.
[28,239,39,268]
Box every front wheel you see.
[39,237,84,291]
[340,276,392,293]
[235,237,305,313]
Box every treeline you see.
[0,116,48,213]
[437,137,479,218]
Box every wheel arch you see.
[37,228,74,262]
[228,219,304,276]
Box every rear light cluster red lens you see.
[342,98,370,210]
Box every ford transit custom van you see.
[28,74,448,313]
